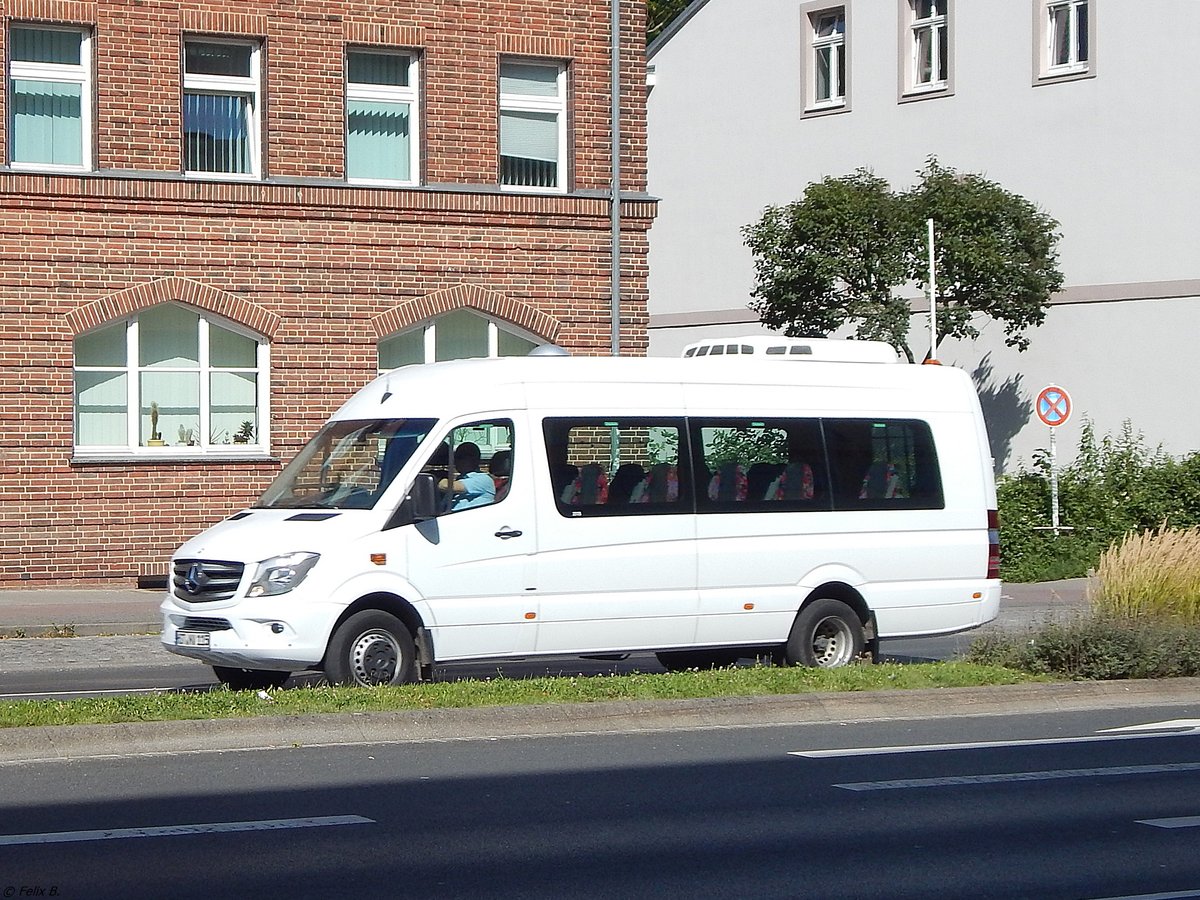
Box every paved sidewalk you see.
[0,588,163,637]
[0,579,1091,638]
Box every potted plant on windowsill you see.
[146,402,165,446]
[233,421,255,444]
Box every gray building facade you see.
[646,0,1200,471]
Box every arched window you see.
[378,308,541,371]
[73,302,269,454]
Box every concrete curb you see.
[3,677,1198,765]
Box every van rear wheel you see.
[213,666,290,691]
[324,610,416,687]
[782,599,864,668]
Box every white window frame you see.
[801,4,849,116]
[498,58,568,194]
[1034,0,1095,84]
[378,311,543,372]
[73,304,270,458]
[7,23,92,171]
[898,0,954,102]
[182,37,262,180]
[345,48,420,186]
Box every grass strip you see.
[0,662,1044,729]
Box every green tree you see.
[742,158,1064,362]
[647,0,690,42]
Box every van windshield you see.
[255,418,437,510]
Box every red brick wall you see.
[0,0,653,587]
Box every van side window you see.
[692,418,830,512]
[543,418,688,517]
[824,419,943,510]
[419,419,514,514]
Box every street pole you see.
[927,218,937,362]
[609,0,622,356]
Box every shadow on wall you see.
[968,353,1032,475]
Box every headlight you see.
[247,552,320,597]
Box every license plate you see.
[175,631,211,649]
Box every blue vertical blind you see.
[183,41,256,175]
[184,93,252,174]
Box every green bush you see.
[998,420,1200,582]
[967,617,1200,680]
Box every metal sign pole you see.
[927,218,937,361]
[1049,425,1060,534]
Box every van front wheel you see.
[325,610,417,686]
[782,599,864,668]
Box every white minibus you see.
[161,353,1001,688]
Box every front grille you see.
[180,616,233,631]
[172,559,245,602]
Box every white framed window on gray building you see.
[498,58,567,192]
[378,309,541,371]
[1034,0,1094,84]
[183,38,261,178]
[7,24,92,171]
[801,4,848,115]
[73,303,269,455]
[346,48,419,185]
[898,0,953,101]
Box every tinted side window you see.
[543,418,688,517]
[692,418,830,512]
[824,419,943,510]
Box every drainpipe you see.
[610,0,622,356]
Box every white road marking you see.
[835,762,1200,792]
[793,724,1200,759]
[1086,892,1200,900]
[0,815,374,846]
[1100,720,1200,734]
[1138,816,1200,830]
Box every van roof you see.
[338,355,977,420]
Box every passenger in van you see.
[765,461,815,500]
[561,463,608,505]
[860,460,905,499]
[439,442,496,510]
[708,461,748,501]
[608,463,646,504]
[489,449,513,501]
[631,463,679,503]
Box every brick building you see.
[0,0,654,587]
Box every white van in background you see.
[161,353,1001,689]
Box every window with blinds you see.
[183,39,260,178]
[498,59,567,192]
[8,24,91,170]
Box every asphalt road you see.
[2,704,1199,899]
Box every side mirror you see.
[383,473,439,530]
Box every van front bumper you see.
[160,592,334,671]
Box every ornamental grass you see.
[1089,525,1200,625]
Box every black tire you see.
[324,610,417,687]
[780,598,865,668]
[655,650,742,672]
[213,666,290,691]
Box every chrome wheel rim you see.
[349,628,401,685]
[811,616,855,667]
